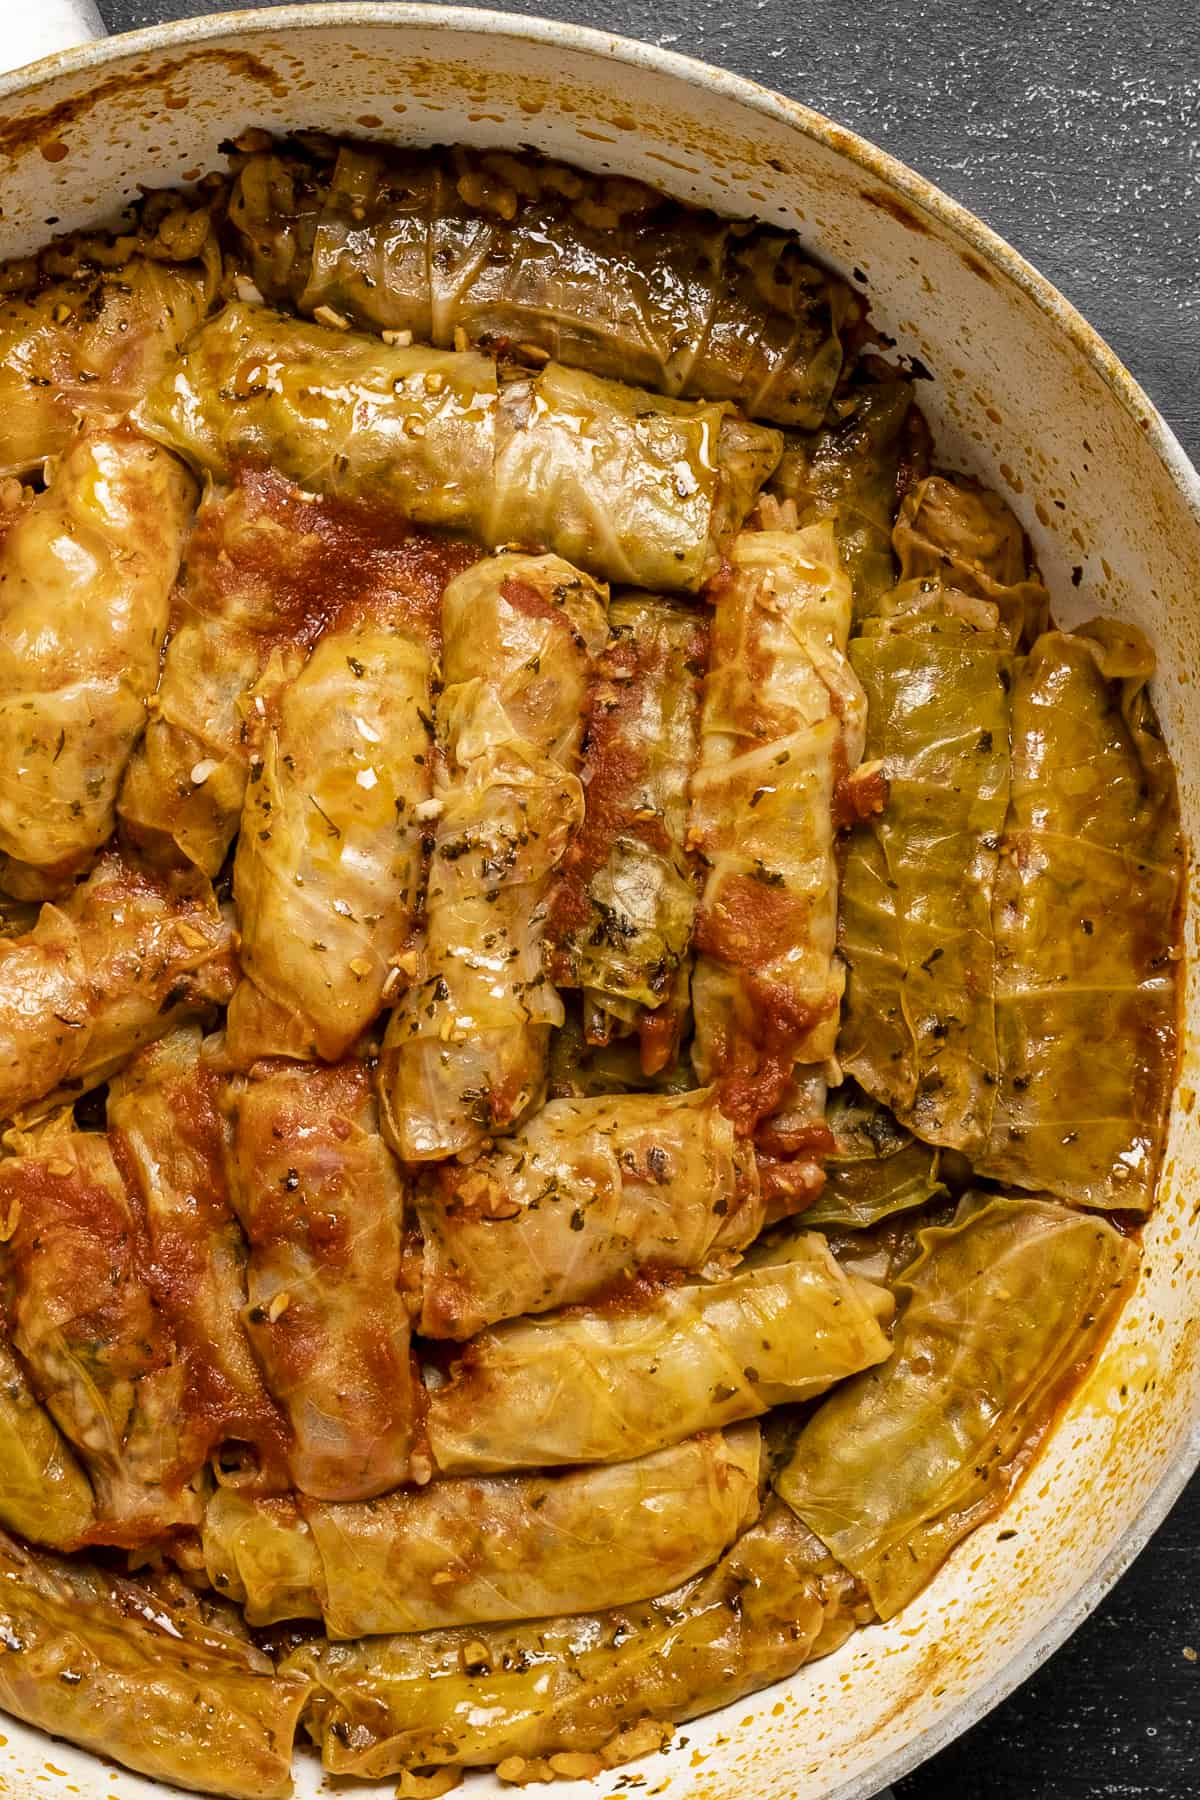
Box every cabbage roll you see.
[0,1127,201,1542]
[225,574,438,1064]
[689,524,869,1135]
[222,1061,417,1500]
[228,142,854,427]
[287,1497,862,1779]
[892,472,1048,640]
[107,1029,291,1493]
[417,1088,762,1338]
[489,362,781,593]
[0,430,195,896]
[381,553,608,1160]
[119,468,475,875]
[768,369,920,617]
[0,851,236,1126]
[777,1195,1139,1617]
[838,603,1013,1151]
[140,303,781,592]
[803,1082,946,1230]
[836,477,1045,1152]
[205,1426,760,1635]
[0,1529,309,1800]
[0,260,212,477]
[0,1339,96,1550]
[425,1233,891,1473]
[547,595,703,1067]
[981,621,1183,1208]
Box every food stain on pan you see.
[1078,1343,1162,1419]
[960,250,996,283]
[0,51,289,161]
[860,188,932,234]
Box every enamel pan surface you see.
[0,9,1197,1799]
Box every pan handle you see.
[0,0,106,78]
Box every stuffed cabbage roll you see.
[107,1029,291,1493]
[0,259,213,477]
[0,1126,201,1542]
[547,595,703,1068]
[119,468,475,875]
[140,303,781,592]
[225,575,438,1064]
[0,1339,96,1550]
[768,368,920,617]
[0,1529,309,1799]
[777,1195,1139,1618]
[892,472,1048,640]
[981,621,1183,1208]
[837,591,1016,1155]
[0,851,236,1126]
[837,476,1046,1152]
[488,361,781,593]
[222,1061,417,1500]
[381,553,608,1160]
[204,1426,760,1635]
[689,524,869,1134]
[228,141,855,426]
[0,430,195,896]
[288,1496,863,1779]
[416,1088,762,1338]
[425,1232,891,1474]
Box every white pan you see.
[0,8,1197,1800]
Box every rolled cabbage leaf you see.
[416,1088,763,1338]
[0,851,236,1127]
[689,523,867,1133]
[488,362,781,593]
[107,1029,291,1493]
[0,259,213,477]
[981,621,1183,1208]
[777,1194,1139,1618]
[0,1338,96,1550]
[547,595,703,1068]
[228,141,854,426]
[380,553,608,1160]
[0,1127,202,1542]
[0,1529,310,1799]
[769,370,918,617]
[222,1060,417,1500]
[0,430,195,895]
[118,468,475,875]
[141,302,497,528]
[893,473,1048,641]
[836,475,1046,1149]
[140,303,780,592]
[425,1232,891,1473]
[287,1497,863,1779]
[204,1426,760,1635]
[803,1082,946,1230]
[837,604,1015,1152]
[225,584,437,1064]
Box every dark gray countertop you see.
[90,1,1200,1793]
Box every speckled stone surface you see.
[85,2,1200,1794]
